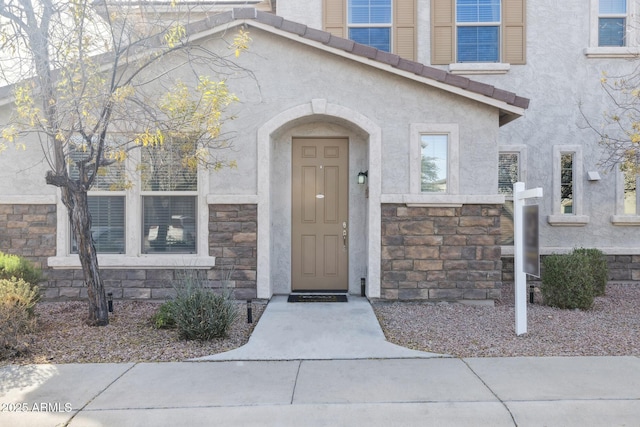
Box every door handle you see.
[343,229,347,247]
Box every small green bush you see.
[541,251,595,310]
[0,277,40,360]
[170,271,238,341]
[151,301,176,329]
[573,248,608,296]
[0,252,43,285]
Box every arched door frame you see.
[256,99,382,298]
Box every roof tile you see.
[375,50,401,66]
[304,27,332,44]
[351,42,378,59]
[492,88,517,104]
[444,74,470,89]
[279,19,307,36]
[420,66,447,82]
[256,11,284,28]
[467,80,495,98]
[396,58,424,75]
[325,35,355,51]
[232,7,257,19]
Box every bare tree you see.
[582,65,640,174]
[0,0,250,325]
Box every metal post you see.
[513,182,543,336]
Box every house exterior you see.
[1,0,638,302]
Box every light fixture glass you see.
[358,171,368,185]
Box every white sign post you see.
[513,182,543,336]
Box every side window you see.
[560,153,574,214]
[410,123,459,194]
[612,166,640,224]
[348,0,392,52]
[623,169,639,214]
[549,145,588,225]
[456,0,501,62]
[498,152,519,245]
[599,0,627,47]
[420,135,448,192]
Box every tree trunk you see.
[68,188,109,326]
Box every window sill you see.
[547,215,590,226]
[448,63,510,75]
[381,194,505,206]
[611,215,640,226]
[48,255,216,269]
[584,47,640,58]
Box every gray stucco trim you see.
[256,99,382,299]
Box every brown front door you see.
[292,137,349,291]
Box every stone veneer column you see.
[381,203,502,301]
[208,204,258,300]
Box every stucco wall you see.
[274,0,640,255]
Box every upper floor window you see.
[324,0,416,60]
[456,0,501,62]
[431,0,526,66]
[599,0,627,46]
[348,0,392,52]
[586,0,640,57]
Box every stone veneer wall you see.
[381,203,502,301]
[208,204,258,300]
[501,254,640,285]
[0,203,257,301]
[0,204,57,270]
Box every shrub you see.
[0,252,43,285]
[151,301,176,329]
[0,277,40,360]
[170,271,239,340]
[573,248,608,297]
[541,251,595,310]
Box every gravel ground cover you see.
[3,284,638,366]
[373,283,640,357]
[1,300,264,366]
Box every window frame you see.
[51,144,214,269]
[347,0,393,52]
[431,0,526,72]
[548,145,589,226]
[410,123,460,195]
[611,166,640,224]
[586,0,640,58]
[455,0,502,63]
[498,145,526,246]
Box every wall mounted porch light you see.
[357,171,368,185]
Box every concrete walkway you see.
[196,295,442,360]
[1,295,639,426]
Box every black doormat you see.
[287,294,348,303]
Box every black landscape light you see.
[107,292,113,313]
[529,285,534,304]
[247,299,253,324]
